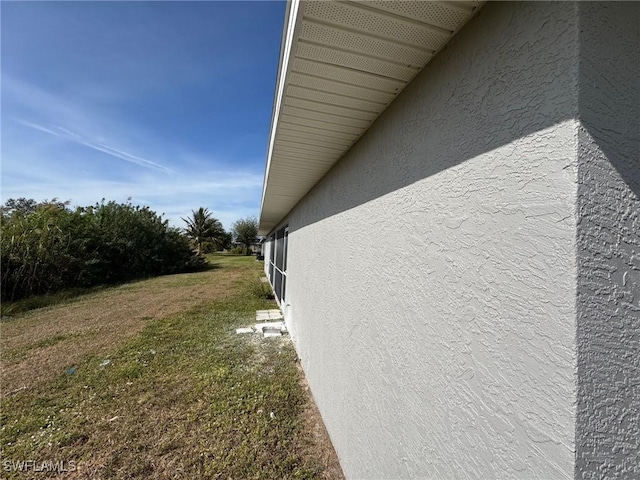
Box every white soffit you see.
[259,0,483,235]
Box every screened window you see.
[269,225,288,303]
[268,234,275,281]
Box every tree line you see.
[1,198,259,302]
[182,207,258,256]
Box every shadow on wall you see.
[575,2,640,478]
[578,2,640,198]
[285,1,638,236]
[286,2,578,234]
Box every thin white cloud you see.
[13,119,60,137]
[1,152,263,229]
[15,119,179,175]
[3,76,265,230]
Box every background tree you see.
[200,231,232,253]
[1,197,69,218]
[232,217,258,255]
[1,199,204,302]
[214,231,233,252]
[182,207,225,255]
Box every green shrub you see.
[1,200,205,301]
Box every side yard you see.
[0,255,343,479]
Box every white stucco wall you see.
[575,3,640,479]
[271,3,582,478]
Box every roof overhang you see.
[259,0,483,235]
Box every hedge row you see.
[1,201,205,301]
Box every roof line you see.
[259,0,304,220]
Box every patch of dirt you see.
[1,268,243,395]
[297,362,345,479]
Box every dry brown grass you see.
[0,255,344,479]
[1,265,244,395]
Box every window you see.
[268,234,275,281]
[269,225,288,303]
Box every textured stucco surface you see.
[270,3,582,479]
[575,3,640,479]
[263,2,640,479]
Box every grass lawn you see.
[0,254,343,479]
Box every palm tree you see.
[182,207,225,255]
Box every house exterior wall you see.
[263,2,638,478]
[272,3,582,478]
[575,3,640,478]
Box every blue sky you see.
[1,0,286,229]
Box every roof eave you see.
[258,1,484,236]
[258,0,305,235]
